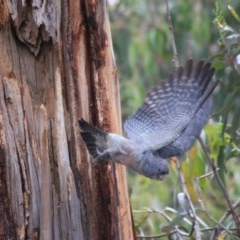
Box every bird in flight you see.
[79,59,218,180]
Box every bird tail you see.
[78,118,110,161]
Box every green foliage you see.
[212,1,240,147]
[109,0,240,238]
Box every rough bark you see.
[0,0,134,239]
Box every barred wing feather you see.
[124,59,217,151]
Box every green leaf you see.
[228,5,240,22]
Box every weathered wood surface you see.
[0,1,133,239]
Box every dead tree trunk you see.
[0,1,134,239]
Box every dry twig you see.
[165,0,179,68]
[176,160,202,240]
[198,136,240,236]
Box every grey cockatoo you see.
[79,59,218,180]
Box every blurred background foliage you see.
[109,0,240,238]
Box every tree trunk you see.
[0,1,134,239]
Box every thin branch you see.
[137,224,239,239]
[165,0,179,68]
[194,174,237,237]
[132,208,172,222]
[198,136,240,235]
[137,227,190,239]
[176,160,201,240]
[200,227,238,233]
[198,198,236,237]
[196,170,217,180]
[219,197,240,224]
[133,207,194,227]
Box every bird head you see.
[138,151,169,180]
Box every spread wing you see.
[124,59,217,151]
[156,98,212,158]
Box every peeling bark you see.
[0,0,134,239]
